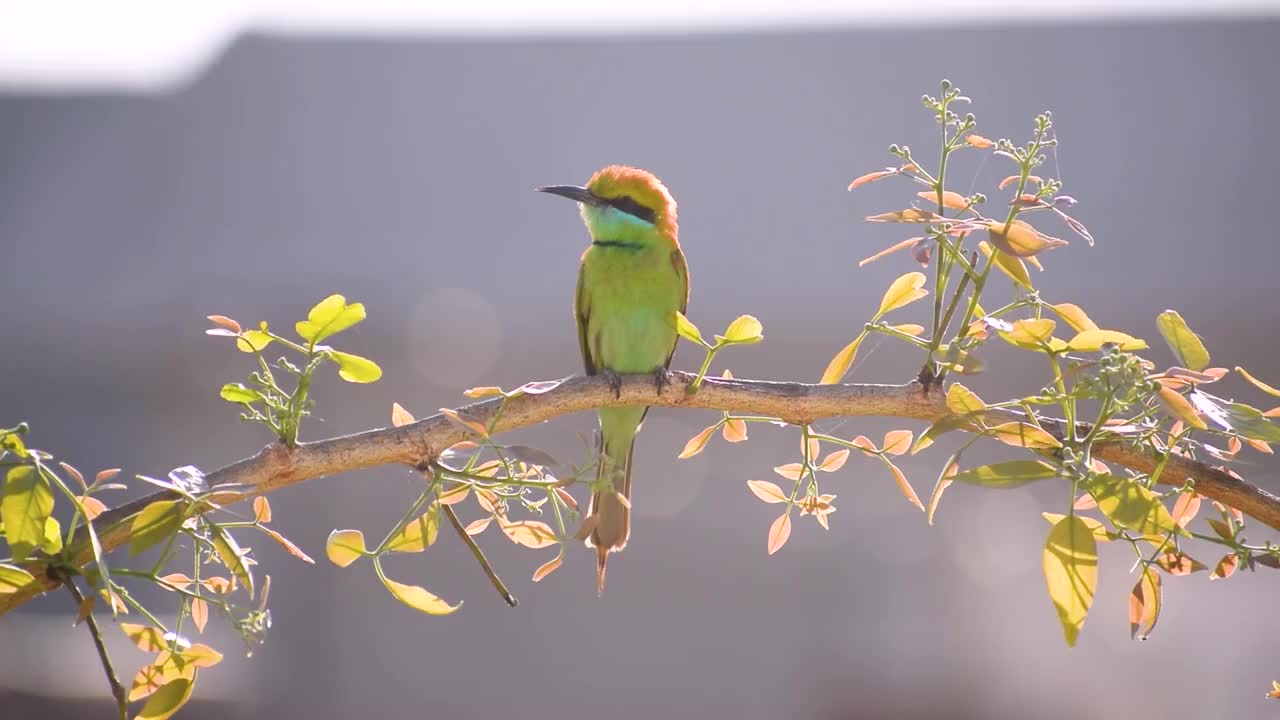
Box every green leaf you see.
[380,573,461,616]
[2,466,54,561]
[234,330,274,353]
[1066,329,1147,352]
[210,524,254,599]
[41,516,63,555]
[675,312,706,347]
[129,500,184,557]
[1086,474,1185,537]
[1223,402,1280,443]
[950,460,1060,489]
[718,315,763,344]
[325,350,383,383]
[386,504,440,553]
[296,294,366,344]
[911,414,970,453]
[219,383,263,404]
[325,529,366,567]
[1156,310,1210,371]
[1043,515,1098,647]
[0,430,27,459]
[0,562,36,593]
[135,677,194,720]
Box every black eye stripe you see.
[607,195,657,223]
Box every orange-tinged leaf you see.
[679,424,718,459]
[892,323,926,336]
[859,237,922,267]
[201,577,231,594]
[966,134,995,148]
[465,517,492,535]
[190,598,208,633]
[1155,552,1207,576]
[1212,553,1239,580]
[1049,303,1098,333]
[1067,329,1148,352]
[946,383,986,415]
[722,418,748,443]
[387,507,440,553]
[1073,493,1097,510]
[916,190,968,209]
[253,496,272,524]
[977,240,1034,290]
[58,462,85,491]
[852,435,878,453]
[999,174,1042,190]
[985,218,1068,258]
[263,527,315,564]
[881,430,912,456]
[767,513,792,555]
[804,435,820,462]
[878,271,929,315]
[747,480,788,504]
[157,573,192,590]
[437,484,471,506]
[501,519,558,549]
[848,168,897,189]
[1157,388,1208,430]
[99,588,128,614]
[439,407,489,438]
[1246,437,1273,454]
[74,595,96,625]
[476,488,500,513]
[774,463,805,481]
[121,622,167,652]
[991,422,1062,449]
[1043,515,1098,647]
[1237,366,1280,397]
[1170,493,1201,528]
[462,386,504,398]
[207,314,242,333]
[325,529,366,568]
[553,486,578,510]
[866,208,937,223]
[80,495,107,520]
[817,449,850,472]
[390,402,416,427]
[927,455,959,526]
[128,652,192,703]
[820,332,865,385]
[884,458,924,511]
[532,554,563,582]
[1129,566,1161,640]
[381,576,460,616]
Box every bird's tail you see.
[586,407,643,594]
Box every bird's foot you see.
[653,367,673,396]
[601,369,623,399]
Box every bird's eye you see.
[608,195,657,224]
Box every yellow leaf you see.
[1066,329,1148,352]
[767,513,792,555]
[386,506,440,553]
[390,402,416,426]
[1237,366,1280,397]
[325,529,366,568]
[1000,318,1057,349]
[679,424,718,459]
[235,329,273,353]
[881,430,912,456]
[295,293,366,343]
[747,480,788,504]
[946,383,986,415]
[1043,516,1098,647]
[1157,388,1208,430]
[1086,475,1186,538]
[532,554,563,582]
[721,315,763,344]
[675,311,706,346]
[1041,513,1112,542]
[381,576,460,616]
[1049,303,1099,333]
[884,458,924,511]
[1156,310,1210,372]
[135,677,194,720]
[978,240,1033,290]
[985,219,1068,258]
[878,272,929,315]
[819,331,866,385]
[927,455,959,526]
[990,422,1062,449]
[501,519,558,549]
[865,208,937,223]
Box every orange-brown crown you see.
[585,165,679,241]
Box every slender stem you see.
[65,579,128,719]
[441,503,517,607]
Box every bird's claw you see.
[653,367,672,396]
[602,369,623,399]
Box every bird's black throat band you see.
[591,239,646,250]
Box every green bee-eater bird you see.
[537,165,689,593]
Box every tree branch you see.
[4,371,1277,615]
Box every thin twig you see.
[64,578,128,719]
[442,504,518,607]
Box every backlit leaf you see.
[1041,513,1112,542]
[819,331,866,385]
[1066,329,1148,352]
[927,455,959,526]
[1000,318,1057,350]
[327,350,382,383]
[1237,366,1280,397]
[912,415,969,453]
[0,562,36,593]
[296,294,366,343]
[1155,552,1206,576]
[721,315,763,344]
[990,422,1062,449]
[206,315,242,333]
[121,622,167,652]
[41,516,62,554]
[1212,553,1239,580]
[253,496,272,524]
[532,554,563,582]
[1222,401,1280,443]
[516,379,564,395]
[951,460,1059,488]
[210,524,254,599]
[219,383,262,404]
[263,528,314,563]
[1043,515,1098,647]
[675,312,706,346]
[865,208,937,223]
[1049,303,1098,333]
[501,520,558,549]
[747,480,788,504]
[848,168,898,189]
[892,323,925,336]
[859,237,923,267]
[978,240,1033,290]
[1170,493,1201,528]
[387,505,441,553]
[679,424,717,459]
[325,529,366,568]
[985,219,1068,258]
[916,190,968,209]
[881,430,912,456]
[381,575,460,615]
[767,513,792,555]
[391,402,416,427]
[190,597,208,633]
[2,466,53,561]
[1086,475,1184,537]
[946,383,986,415]
[817,449,850,472]
[136,677,194,720]
[235,329,273,353]
[884,458,924,511]
[439,407,489,438]
[966,134,994,148]
[129,500,183,557]
[1156,310,1209,371]
[773,463,805,481]
[1128,566,1161,640]
[878,272,929,315]
[1157,388,1207,430]
[722,418,748,443]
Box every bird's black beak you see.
[535,185,603,206]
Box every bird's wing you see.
[575,258,597,376]
[664,248,690,370]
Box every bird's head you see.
[537,165,679,245]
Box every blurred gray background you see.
[3,16,1280,720]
